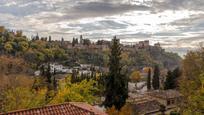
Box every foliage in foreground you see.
[106,104,133,115]
[179,48,204,114]
[0,75,98,112]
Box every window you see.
[167,100,171,105]
[171,99,175,104]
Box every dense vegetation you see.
[179,48,204,114]
[0,30,67,69]
[0,56,99,112]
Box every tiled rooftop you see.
[0,102,107,115]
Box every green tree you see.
[172,67,181,88]
[164,70,173,90]
[164,68,181,90]
[18,41,29,52]
[147,68,151,90]
[152,65,160,90]
[103,36,128,110]
[4,42,13,53]
[0,37,3,44]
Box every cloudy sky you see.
[0,0,204,55]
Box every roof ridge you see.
[69,102,95,114]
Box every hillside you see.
[65,45,181,71]
[0,26,181,72]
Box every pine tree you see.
[147,68,151,90]
[103,36,128,111]
[152,65,160,90]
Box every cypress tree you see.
[147,68,151,90]
[49,36,52,42]
[46,64,52,84]
[103,36,128,110]
[152,65,160,90]
[72,37,75,47]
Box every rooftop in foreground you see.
[0,102,107,115]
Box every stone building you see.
[154,42,161,48]
[135,40,150,49]
[147,90,182,108]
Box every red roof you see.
[0,102,107,115]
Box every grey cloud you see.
[0,0,204,56]
[153,0,204,11]
[41,1,151,23]
[0,0,55,16]
[154,32,184,37]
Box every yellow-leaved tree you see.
[130,70,141,82]
[106,104,133,115]
[50,76,98,104]
[3,87,47,112]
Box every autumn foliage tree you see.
[179,48,204,114]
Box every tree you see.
[49,36,52,42]
[130,70,141,82]
[103,36,128,110]
[106,104,133,115]
[164,68,181,90]
[61,37,64,42]
[50,77,98,104]
[179,48,204,114]
[152,65,160,90]
[36,33,39,40]
[2,87,47,112]
[16,30,23,37]
[130,70,141,88]
[164,70,173,90]
[172,67,181,88]
[18,41,29,52]
[147,68,151,90]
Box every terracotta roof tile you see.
[1,102,107,115]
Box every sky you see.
[0,0,204,55]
